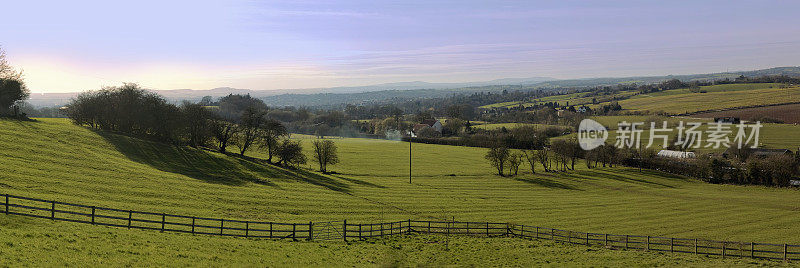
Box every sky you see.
[3,0,800,93]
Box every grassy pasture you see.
[618,84,800,114]
[0,216,780,267]
[1,118,800,265]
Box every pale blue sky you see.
[3,0,800,93]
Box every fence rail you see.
[1,193,797,261]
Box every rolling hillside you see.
[0,118,799,265]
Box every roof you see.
[420,119,439,127]
[657,150,696,158]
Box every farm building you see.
[656,150,696,159]
[411,119,443,137]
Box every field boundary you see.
[1,193,798,261]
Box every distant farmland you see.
[694,103,800,124]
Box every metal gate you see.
[312,221,343,241]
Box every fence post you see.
[551,228,554,241]
[390,222,393,235]
[520,225,524,237]
[246,221,250,238]
[270,222,273,238]
[604,234,608,247]
[161,214,165,232]
[568,231,571,244]
[292,223,296,240]
[506,223,510,236]
[4,194,8,214]
[670,238,674,253]
[359,224,362,240]
[91,206,95,225]
[50,201,55,220]
[694,239,698,254]
[536,227,539,239]
[750,242,754,258]
[308,221,312,241]
[646,236,650,250]
[586,233,589,245]
[625,235,629,249]
[220,219,224,235]
[128,211,132,229]
[486,222,489,236]
[428,221,431,233]
[191,217,195,234]
[381,223,384,237]
[408,219,411,233]
[722,241,726,258]
[466,222,469,235]
[343,220,347,242]
[785,244,788,261]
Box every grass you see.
[0,216,783,267]
[2,118,800,265]
[618,83,800,114]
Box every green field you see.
[0,217,780,267]
[618,83,800,114]
[1,118,800,265]
[480,90,637,109]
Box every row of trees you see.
[65,84,344,172]
[484,139,584,176]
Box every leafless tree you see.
[312,139,340,173]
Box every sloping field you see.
[1,217,778,267]
[1,118,800,265]
[694,103,800,124]
[618,83,800,114]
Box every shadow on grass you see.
[571,169,677,188]
[513,176,581,190]
[94,130,352,193]
[331,175,387,189]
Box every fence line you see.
[1,193,797,261]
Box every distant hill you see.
[25,67,800,107]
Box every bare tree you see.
[485,146,510,176]
[234,106,266,156]
[312,139,340,173]
[210,119,237,153]
[523,150,537,174]
[535,149,550,172]
[508,152,522,176]
[276,139,306,167]
[260,119,287,163]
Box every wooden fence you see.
[1,193,798,261]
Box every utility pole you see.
[409,137,412,184]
